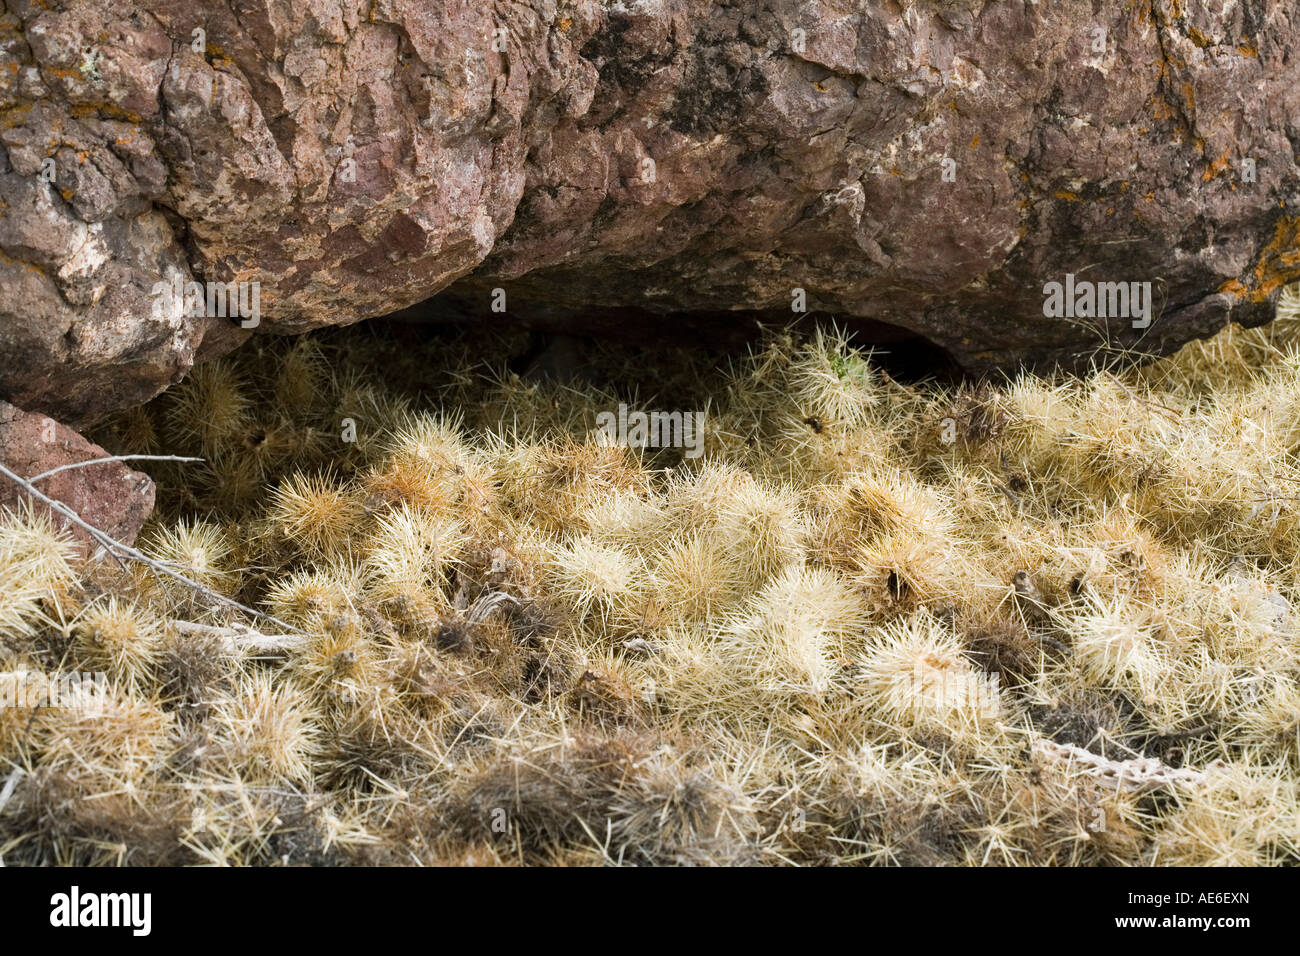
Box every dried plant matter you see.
[3,298,1300,866]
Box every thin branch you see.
[0,767,21,816]
[169,619,307,654]
[1032,738,1214,792]
[28,455,204,483]
[0,461,303,635]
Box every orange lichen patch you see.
[1237,42,1258,58]
[1149,97,1177,122]
[1054,190,1081,202]
[0,249,49,277]
[0,104,32,129]
[557,17,572,31]
[1187,27,1212,48]
[1145,50,1198,132]
[41,65,89,83]
[69,103,143,123]
[1218,217,1300,303]
[969,134,980,148]
[1202,151,1232,182]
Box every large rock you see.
[0,400,154,547]
[1,1,1298,425]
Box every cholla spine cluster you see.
[1,305,1300,866]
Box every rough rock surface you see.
[1,1,1298,427]
[0,400,154,546]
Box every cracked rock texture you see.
[1,0,1299,429]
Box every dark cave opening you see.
[369,292,965,388]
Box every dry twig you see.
[0,460,303,635]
